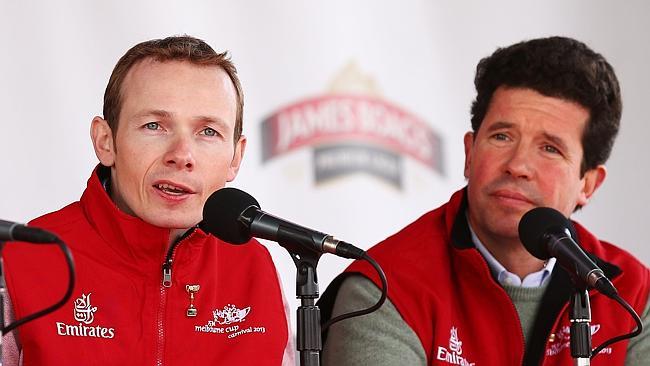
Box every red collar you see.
[79,166,208,263]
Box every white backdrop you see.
[1,0,649,330]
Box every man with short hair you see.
[320,36,650,365]
[3,36,293,365]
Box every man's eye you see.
[144,122,160,130]
[543,145,560,154]
[493,133,508,141]
[201,127,218,137]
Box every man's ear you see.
[463,132,475,179]
[227,135,247,182]
[90,116,116,166]
[577,165,607,207]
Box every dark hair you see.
[470,36,621,174]
[103,35,244,141]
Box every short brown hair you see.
[470,36,621,175]
[103,35,244,140]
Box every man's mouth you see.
[491,189,536,206]
[154,183,192,196]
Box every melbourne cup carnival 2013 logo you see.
[260,62,444,189]
[194,303,267,339]
[213,304,251,325]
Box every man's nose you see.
[504,143,534,179]
[164,135,195,170]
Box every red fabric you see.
[4,168,289,366]
[346,189,650,365]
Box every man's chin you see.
[483,215,520,240]
[142,215,199,231]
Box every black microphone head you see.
[201,187,260,245]
[518,207,572,260]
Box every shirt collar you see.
[466,212,556,288]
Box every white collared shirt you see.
[467,216,556,287]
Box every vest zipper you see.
[474,249,527,364]
[162,241,183,288]
[156,285,168,366]
[155,228,196,366]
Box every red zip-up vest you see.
[323,188,649,365]
[4,168,290,365]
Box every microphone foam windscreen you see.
[518,207,571,260]
[201,187,260,245]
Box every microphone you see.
[518,207,617,298]
[0,219,59,243]
[200,187,366,259]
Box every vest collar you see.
[79,165,207,263]
[446,187,621,278]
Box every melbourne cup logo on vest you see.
[194,304,267,339]
[260,62,444,189]
[436,326,475,366]
[546,324,610,356]
[56,293,116,339]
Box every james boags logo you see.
[261,62,444,189]
[56,293,115,339]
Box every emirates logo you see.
[74,293,98,324]
[449,327,463,355]
[435,325,475,365]
[56,292,115,339]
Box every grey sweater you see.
[322,275,650,365]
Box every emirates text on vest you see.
[56,322,115,339]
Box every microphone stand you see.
[0,242,6,366]
[570,287,592,366]
[277,226,323,366]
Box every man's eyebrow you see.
[485,121,514,132]
[195,115,229,129]
[133,109,173,119]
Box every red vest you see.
[4,168,289,366]
[337,189,649,365]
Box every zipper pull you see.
[162,263,172,288]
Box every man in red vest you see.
[320,36,649,365]
[3,36,293,365]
